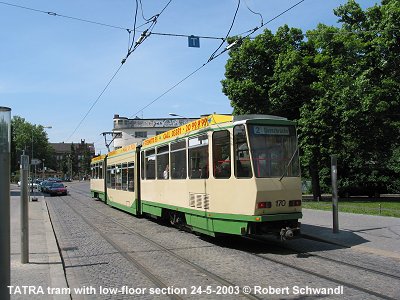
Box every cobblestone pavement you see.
[46,182,399,300]
[10,186,69,300]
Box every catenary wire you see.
[0,1,131,31]
[243,0,264,27]
[132,0,307,117]
[65,63,124,142]
[66,1,174,142]
[0,0,222,40]
[2,1,394,41]
[208,0,241,62]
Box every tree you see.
[221,0,400,197]
[11,116,53,174]
[222,30,280,114]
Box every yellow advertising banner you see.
[142,114,233,147]
[108,143,137,157]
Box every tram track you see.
[249,236,400,281]
[67,185,399,299]
[58,197,184,300]
[55,188,262,300]
[251,252,396,300]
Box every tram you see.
[90,114,302,239]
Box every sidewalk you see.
[10,184,69,299]
[301,208,400,260]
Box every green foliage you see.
[222,0,400,197]
[303,200,400,218]
[11,116,53,173]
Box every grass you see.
[302,200,400,218]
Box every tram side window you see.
[99,163,103,179]
[121,163,128,190]
[145,149,156,179]
[110,165,116,189]
[106,166,111,188]
[213,130,231,179]
[188,135,209,179]
[141,152,144,180]
[115,164,122,190]
[91,165,94,179]
[157,145,169,180]
[234,125,252,178]
[171,141,187,179]
[128,162,134,192]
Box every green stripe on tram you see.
[91,190,106,202]
[140,200,302,236]
[107,197,138,215]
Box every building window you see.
[135,131,148,138]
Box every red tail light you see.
[289,200,302,207]
[257,202,272,209]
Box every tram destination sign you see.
[253,126,290,136]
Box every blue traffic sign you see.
[188,35,200,48]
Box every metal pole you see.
[0,106,11,300]
[20,153,29,263]
[331,155,339,233]
[31,132,34,195]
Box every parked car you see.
[48,183,68,196]
[18,179,39,189]
[40,180,54,193]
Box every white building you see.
[112,114,197,149]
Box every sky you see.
[1,0,379,154]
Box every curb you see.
[42,199,71,300]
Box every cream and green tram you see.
[139,114,302,239]
[90,154,107,202]
[103,144,139,214]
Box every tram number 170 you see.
[276,200,286,207]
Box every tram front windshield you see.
[247,124,299,178]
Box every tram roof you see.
[91,154,106,163]
[140,114,296,149]
[107,143,137,158]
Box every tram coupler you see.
[279,226,300,241]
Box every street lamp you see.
[168,113,192,127]
[168,113,187,118]
[42,159,46,179]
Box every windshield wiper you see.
[279,147,298,181]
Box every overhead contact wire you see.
[65,64,124,142]
[133,0,307,116]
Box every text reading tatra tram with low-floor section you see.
[90,114,302,239]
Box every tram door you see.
[103,157,108,204]
[135,150,142,215]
